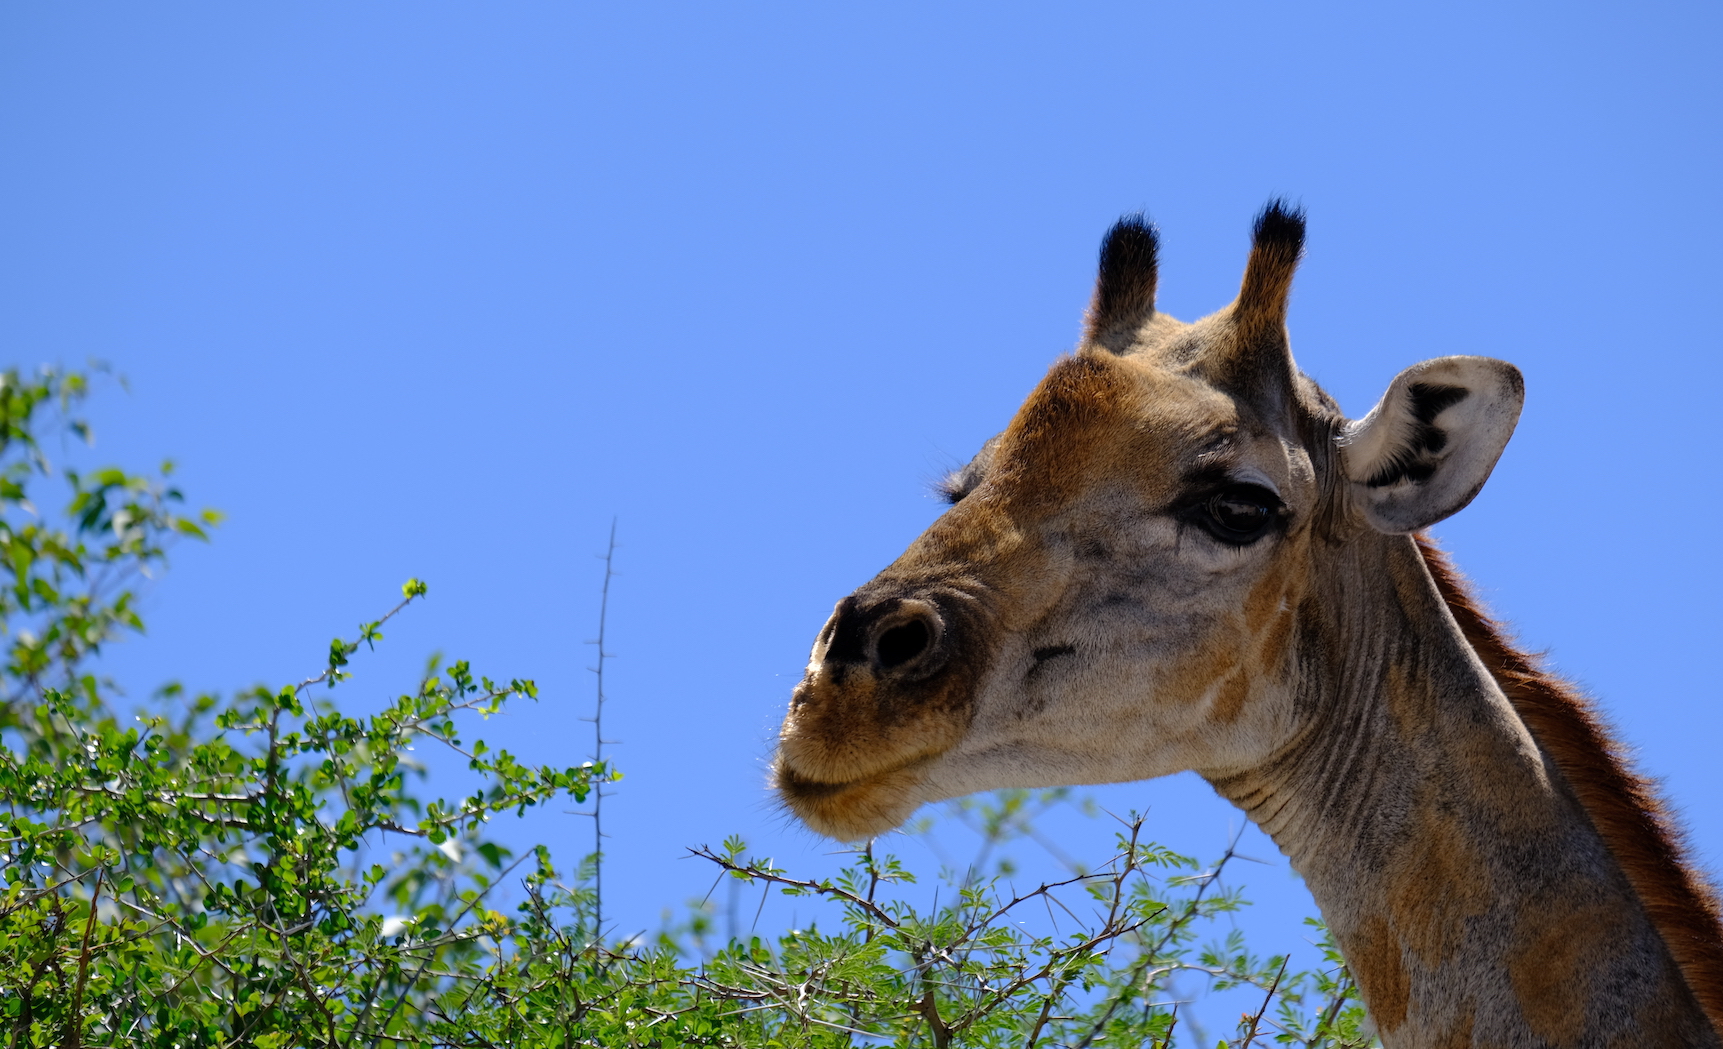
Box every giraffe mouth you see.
[773,755,933,841]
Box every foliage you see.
[0,367,1374,1047]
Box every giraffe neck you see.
[1210,535,1716,1047]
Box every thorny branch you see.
[1072,823,1250,1049]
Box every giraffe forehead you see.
[992,353,1255,503]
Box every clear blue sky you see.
[2,1,1719,1027]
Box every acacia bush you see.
[0,368,1375,1047]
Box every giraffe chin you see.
[773,759,931,842]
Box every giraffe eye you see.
[1198,484,1282,545]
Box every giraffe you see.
[774,203,1723,1045]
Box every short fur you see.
[1420,536,1723,1032]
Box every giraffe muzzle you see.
[775,586,986,837]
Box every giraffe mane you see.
[1418,535,1723,1033]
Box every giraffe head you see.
[775,203,1524,840]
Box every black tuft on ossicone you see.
[1251,198,1306,256]
[1086,212,1159,347]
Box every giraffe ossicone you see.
[774,202,1723,1044]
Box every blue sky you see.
[2,0,1720,1028]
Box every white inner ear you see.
[1341,399,1416,483]
[1340,356,1524,534]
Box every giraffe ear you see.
[1340,356,1525,534]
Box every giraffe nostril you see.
[875,619,932,670]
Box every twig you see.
[586,520,618,936]
[1073,824,1247,1049]
[360,850,533,1048]
[289,950,343,1049]
[292,588,424,693]
[59,872,101,1049]
[1305,968,1356,1048]
[1023,985,1062,1049]
[689,847,900,929]
[1237,956,1288,1047]
[916,989,952,1048]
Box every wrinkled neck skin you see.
[1208,534,1716,1047]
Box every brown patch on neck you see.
[1509,898,1628,1044]
[1349,912,1409,1034]
[1418,535,1723,1035]
[1211,670,1250,724]
[1385,774,1493,966]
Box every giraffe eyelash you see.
[934,474,970,504]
